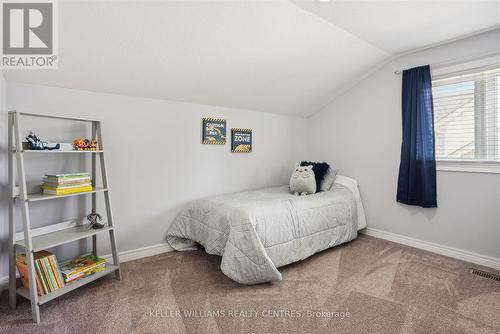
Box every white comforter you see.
[166,175,367,284]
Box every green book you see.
[40,257,54,292]
[38,258,52,293]
[43,257,58,291]
[44,173,89,180]
[49,255,65,288]
[34,259,48,295]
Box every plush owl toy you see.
[289,165,317,196]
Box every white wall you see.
[308,29,500,260]
[3,30,499,283]
[0,83,308,278]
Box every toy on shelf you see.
[25,131,60,150]
[73,138,98,150]
[87,209,105,230]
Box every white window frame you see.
[436,160,500,174]
[432,55,500,174]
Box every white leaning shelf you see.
[8,111,122,324]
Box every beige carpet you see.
[1,235,499,334]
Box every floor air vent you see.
[469,268,500,281]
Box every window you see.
[432,64,500,173]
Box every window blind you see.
[432,65,500,162]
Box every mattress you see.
[166,175,366,284]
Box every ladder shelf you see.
[8,111,122,324]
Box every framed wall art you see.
[202,118,226,145]
[231,128,252,153]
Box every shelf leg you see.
[109,229,122,280]
[13,112,41,323]
[25,250,41,324]
[8,113,16,309]
[91,121,97,257]
[96,121,122,281]
[8,202,16,308]
[8,241,17,309]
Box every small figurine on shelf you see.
[89,139,98,150]
[73,138,98,150]
[73,138,85,150]
[87,209,105,230]
[26,131,60,150]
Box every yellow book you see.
[41,185,93,195]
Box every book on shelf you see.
[64,264,105,284]
[38,250,65,290]
[16,255,43,296]
[37,255,53,293]
[41,185,93,195]
[41,183,92,190]
[42,178,91,186]
[16,251,65,296]
[59,254,107,284]
[44,173,90,179]
[41,172,93,195]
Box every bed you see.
[166,175,367,284]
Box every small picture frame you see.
[231,128,252,153]
[202,118,226,145]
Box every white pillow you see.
[321,168,339,191]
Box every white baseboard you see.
[102,242,174,263]
[0,242,174,294]
[361,227,500,271]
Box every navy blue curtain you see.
[396,65,437,208]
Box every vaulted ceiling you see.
[292,0,500,54]
[3,0,500,116]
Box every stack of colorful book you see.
[41,173,93,195]
[59,254,106,284]
[16,251,65,296]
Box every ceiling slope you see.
[3,0,387,116]
[291,0,500,55]
[3,1,499,116]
